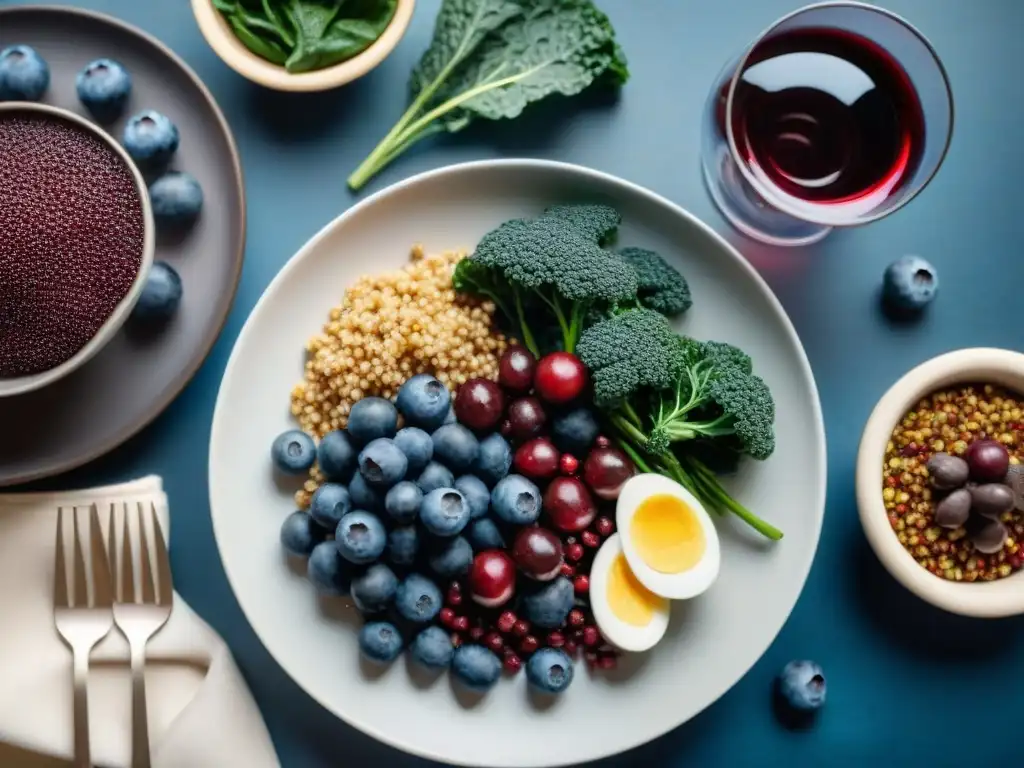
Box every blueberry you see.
[521,577,574,628]
[416,461,454,494]
[432,424,479,473]
[358,438,408,488]
[394,427,433,475]
[335,511,387,564]
[359,621,403,664]
[882,256,938,313]
[526,648,574,694]
[394,573,443,623]
[396,374,450,431]
[347,397,398,446]
[280,511,325,557]
[472,433,512,487]
[427,536,473,578]
[308,483,351,529]
[777,660,826,712]
[123,110,179,167]
[551,407,600,456]
[307,541,354,595]
[420,488,470,537]
[387,525,420,567]
[348,472,384,512]
[410,626,454,669]
[318,430,357,481]
[150,172,203,227]
[466,517,505,551]
[132,262,182,323]
[451,645,502,692]
[75,58,131,121]
[0,46,49,101]
[384,481,423,524]
[490,474,541,526]
[452,476,489,519]
[270,429,316,474]
[350,563,398,613]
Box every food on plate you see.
[420,487,470,537]
[358,437,408,487]
[514,437,561,480]
[583,445,634,500]
[0,45,49,101]
[387,525,419,566]
[335,510,387,564]
[384,480,423,524]
[882,255,938,313]
[427,535,473,578]
[122,110,179,167]
[212,0,397,73]
[308,482,352,529]
[76,58,132,121]
[347,0,629,190]
[410,625,454,669]
[350,563,398,612]
[150,172,204,226]
[589,534,669,653]
[359,621,403,664]
[271,429,317,474]
[306,540,354,594]
[395,573,444,623]
[776,660,826,713]
[131,262,183,324]
[511,527,563,581]
[454,378,505,430]
[468,550,517,607]
[883,384,1024,580]
[280,510,326,557]
[451,644,502,692]
[617,247,693,317]
[0,111,145,378]
[526,648,574,694]
[453,475,489,519]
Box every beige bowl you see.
[192,0,415,92]
[0,102,155,399]
[857,348,1024,618]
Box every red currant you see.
[565,542,584,562]
[582,626,600,647]
[503,649,523,673]
[595,517,614,537]
[452,615,470,632]
[512,619,531,637]
[497,611,517,634]
[519,635,539,654]
[573,574,590,595]
[559,454,579,475]
[439,607,455,627]
[568,609,585,627]
[560,562,576,578]
[581,530,600,548]
[547,631,565,648]
[485,632,505,653]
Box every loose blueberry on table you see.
[776,660,826,714]
[76,58,132,122]
[123,110,179,168]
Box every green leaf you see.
[285,0,396,72]
[234,5,297,46]
[227,14,290,64]
[260,0,296,46]
[212,0,238,12]
[286,0,345,41]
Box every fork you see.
[53,505,115,768]
[109,502,173,768]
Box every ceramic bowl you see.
[191,0,415,92]
[0,102,155,399]
[857,347,1024,618]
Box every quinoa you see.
[882,384,1024,582]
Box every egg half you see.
[615,473,721,600]
[589,534,670,652]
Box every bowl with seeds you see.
[857,348,1024,617]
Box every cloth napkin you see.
[0,476,279,768]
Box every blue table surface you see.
[8,0,1023,765]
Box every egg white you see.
[589,534,670,653]
[616,473,721,600]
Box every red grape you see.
[534,352,587,404]
[514,437,560,480]
[506,397,547,441]
[512,527,563,581]
[454,378,505,430]
[544,476,597,532]
[583,446,635,500]
[499,345,537,393]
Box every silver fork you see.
[53,505,115,768]
[109,502,173,768]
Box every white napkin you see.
[0,476,280,768]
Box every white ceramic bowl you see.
[857,347,1024,618]
[0,103,154,399]
[208,159,827,766]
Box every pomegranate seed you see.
[547,631,565,648]
[582,626,600,647]
[568,609,585,627]
[573,574,590,595]
[439,607,455,627]
[497,611,517,634]
[469,626,485,642]
[446,587,463,607]
[560,562,576,578]
[564,640,579,657]
[560,454,579,475]
[581,530,600,548]
[598,655,618,670]
[584,650,598,666]
[595,517,614,537]
[451,633,463,648]
[595,435,611,448]
[519,635,539,654]
[512,619,531,637]
[452,615,470,632]
[503,650,522,673]
[565,542,584,562]
[485,632,505,653]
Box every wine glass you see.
[700,1,954,247]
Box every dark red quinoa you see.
[0,113,144,378]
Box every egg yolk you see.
[630,494,706,573]
[607,553,665,626]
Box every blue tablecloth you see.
[12,0,1024,765]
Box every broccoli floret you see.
[540,204,621,245]
[464,211,638,355]
[618,247,692,317]
[702,340,752,374]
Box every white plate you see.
[209,160,827,767]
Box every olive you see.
[926,453,969,490]
[966,439,1010,483]
[968,517,1008,554]
[933,488,971,529]
[969,483,1015,519]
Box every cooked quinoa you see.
[882,384,1024,582]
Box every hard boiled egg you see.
[616,473,720,600]
[589,534,670,653]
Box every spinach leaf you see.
[348,0,629,190]
[286,0,397,73]
[227,14,289,65]
[212,0,237,12]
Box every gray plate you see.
[0,6,245,486]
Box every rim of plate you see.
[209,158,827,766]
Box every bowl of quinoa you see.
[857,348,1024,617]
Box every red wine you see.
[726,27,925,218]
